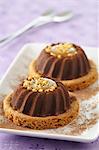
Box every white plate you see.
[0,43,99,143]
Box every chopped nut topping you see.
[23,77,57,92]
[45,43,77,58]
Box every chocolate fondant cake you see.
[3,76,79,129]
[29,43,97,91]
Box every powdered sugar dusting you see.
[45,93,99,135]
[0,84,98,136]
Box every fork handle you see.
[0,18,50,46]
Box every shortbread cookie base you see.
[3,93,79,130]
[29,60,98,91]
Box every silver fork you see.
[0,10,73,46]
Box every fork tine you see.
[42,9,54,16]
[57,11,73,17]
[53,11,73,22]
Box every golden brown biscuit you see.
[29,60,98,91]
[3,93,79,130]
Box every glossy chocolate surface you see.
[35,44,90,80]
[11,81,71,117]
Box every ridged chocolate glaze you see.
[11,82,71,117]
[35,44,90,80]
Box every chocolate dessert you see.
[35,43,90,80]
[29,43,97,91]
[3,76,79,129]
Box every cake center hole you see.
[46,43,77,58]
[23,77,57,92]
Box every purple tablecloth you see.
[0,0,98,149]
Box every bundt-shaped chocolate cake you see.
[35,43,90,80]
[11,77,70,117]
[3,76,79,129]
[29,43,97,91]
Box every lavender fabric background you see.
[0,0,98,149]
